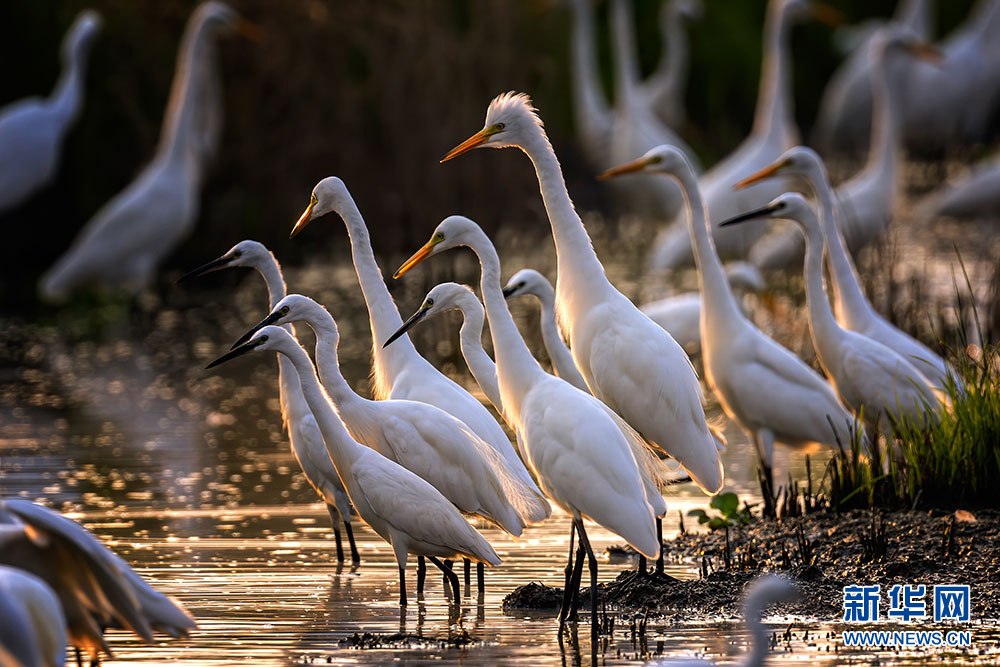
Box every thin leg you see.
[575,517,599,647]
[477,562,484,593]
[443,559,453,596]
[558,522,577,628]
[417,556,427,599]
[328,504,345,562]
[637,554,646,577]
[567,545,585,618]
[333,527,344,563]
[655,517,664,574]
[75,648,84,667]
[344,521,360,564]
[427,556,461,604]
[464,558,471,592]
[399,564,408,606]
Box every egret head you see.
[232,294,322,347]
[599,144,694,181]
[206,326,294,369]
[63,10,102,63]
[719,193,820,236]
[193,2,266,43]
[383,283,478,348]
[732,146,823,190]
[871,25,942,67]
[393,215,482,278]
[441,92,544,162]
[502,269,553,300]
[290,176,352,238]
[779,0,843,27]
[724,262,766,293]
[177,240,273,283]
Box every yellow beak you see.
[394,241,435,279]
[236,19,267,43]
[441,127,495,163]
[733,160,787,191]
[598,156,654,180]
[290,201,315,239]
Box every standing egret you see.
[178,240,359,563]
[40,2,259,301]
[566,0,614,168]
[393,216,664,636]
[735,146,957,393]
[207,326,500,605]
[0,565,67,667]
[439,92,723,495]
[501,269,590,392]
[603,146,857,482]
[638,0,703,131]
[237,294,549,592]
[916,152,1000,221]
[647,0,840,270]
[750,27,939,269]
[0,10,101,214]
[289,177,543,506]
[721,195,940,427]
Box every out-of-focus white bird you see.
[735,147,958,393]
[648,0,839,270]
[440,92,723,494]
[604,146,856,479]
[0,565,67,667]
[501,269,590,392]
[812,0,933,152]
[0,11,101,215]
[178,240,359,563]
[207,326,500,605]
[721,194,940,427]
[566,0,615,167]
[40,2,258,301]
[393,216,666,634]
[639,262,765,355]
[750,27,940,269]
[289,177,542,504]
[916,152,1000,221]
[655,575,798,666]
[0,499,195,663]
[638,0,703,130]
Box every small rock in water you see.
[501,581,564,611]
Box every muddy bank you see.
[504,509,1000,620]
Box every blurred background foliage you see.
[0,0,980,308]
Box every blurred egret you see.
[917,152,1000,221]
[0,565,67,667]
[40,2,259,301]
[393,216,664,634]
[566,0,614,167]
[735,146,957,393]
[638,0,703,130]
[721,195,940,427]
[439,92,723,495]
[207,326,500,605]
[178,240,359,563]
[288,177,542,504]
[603,146,857,481]
[501,269,590,392]
[0,11,101,214]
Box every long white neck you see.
[654,4,689,105]
[610,0,641,106]
[742,607,770,667]
[530,289,585,390]
[48,30,94,128]
[465,230,550,422]
[299,309,366,412]
[897,0,932,38]
[801,217,843,364]
[966,0,1000,42]
[254,255,288,311]
[569,0,612,157]
[753,2,796,143]
[857,47,903,212]
[452,298,503,411]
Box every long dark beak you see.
[206,338,263,369]
[502,285,518,298]
[719,203,781,228]
[382,307,429,348]
[177,255,231,284]
[231,311,283,349]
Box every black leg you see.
[656,516,664,575]
[558,522,577,629]
[575,517,599,647]
[477,562,485,593]
[443,559,453,596]
[334,526,345,563]
[328,504,345,562]
[75,648,84,667]
[637,554,646,576]
[399,564,408,606]
[567,544,585,618]
[417,556,426,599]
[428,556,461,605]
[344,521,360,564]
[464,558,471,592]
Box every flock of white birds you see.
[0,0,996,665]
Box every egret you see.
[566,0,614,168]
[720,194,940,427]
[656,575,798,666]
[916,152,1000,221]
[639,262,765,355]
[0,10,101,214]
[734,146,958,393]
[393,215,664,636]
[439,91,723,495]
[0,499,196,663]
[501,269,590,392]
[237,294,549,592]
[750,27,940,269]
[289,177,543,507]
[638,0,703,131]
[207,325,500,605]
[647,0,840,270]
[0,566,67,667]
[178,240,359,563]
[40,2,259,301]
[603,146,857,483]
[812,0,933,152]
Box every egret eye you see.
[310,193,318,205]
[433,232,445,242]
[232,251,242,259]
[425,299,434,307]
[259,335,268,343]
[496,122,505,131]
[280,306,289,316]
[518,282,526,289]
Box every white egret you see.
[39,2,259,301]
[439,92,723,495]
[720,194,940,427]
[639,262,765,355]
[735,146,958,393]
[0,566,67,667]
[501,269,590,392]
[289,177,543,506]
[207,325,500,605]
[750,27,939,269]
[916,152,1000,221]
[566,0,615,167]
[603,146,857,482]
[647,0,840,270]
[656,575,798,667]
[237,294,549,591]
[0,10,101,214]
[178,240,359,563]
[638,0,703,130]
[393,216,664,635]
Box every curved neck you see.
[301,312,364,410]
[742,613,770,667]
[654,4,689,100]
[48,33,93,128]
[455,301,503,411]
[897,0,932,37]
[610,0,641,105]
[859,49,903,203]
[753,3,794,140]
[255,256,287,310]
[569,0,612,149]
[533,293,578,385]
[801,219,843,357]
